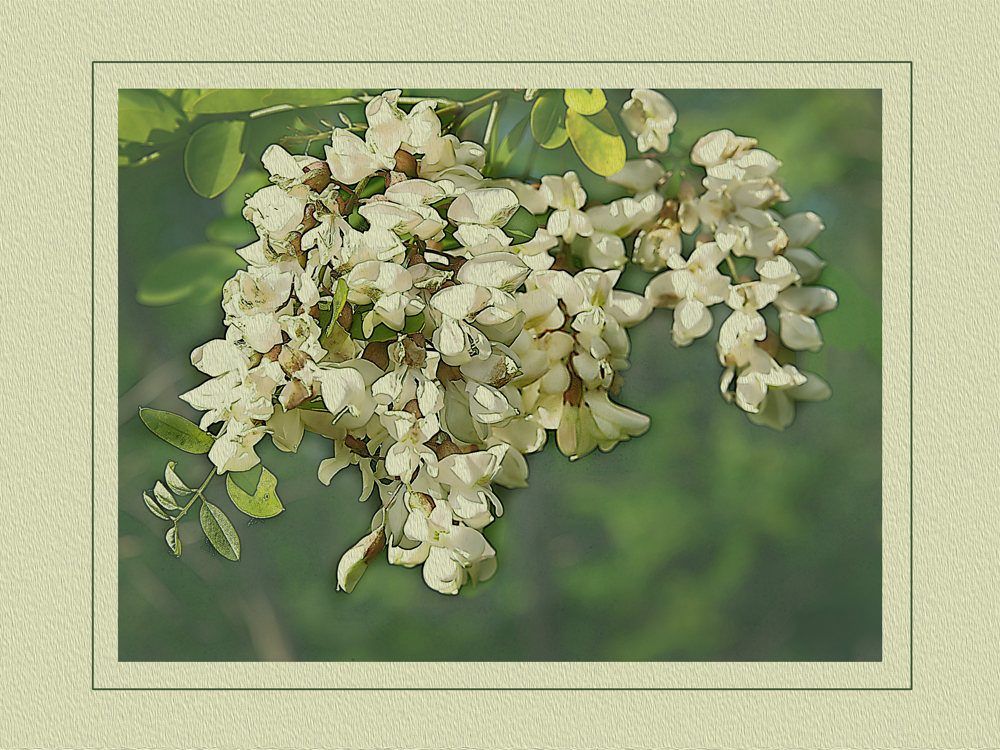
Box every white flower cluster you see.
[179,91,654,595]
[176,89,837,594]
[634,127,838,428]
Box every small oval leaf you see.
[200,502,241,561]
[144,492,171,521]
[501,206,540,245]
[564,88,607,116]
[184,120,247,198]
[164,461,193,495]
[165,525,181,557]
[530,91,569,149]
[226,467,284,519]
[566,108,627,177]
[139,408,215,454]
[153,481,179,510]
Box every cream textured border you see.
[4,1,998,747]
[94,61,908,693]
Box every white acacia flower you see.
[620,89,677,153]
[447,187,520,227]
[453,223,512,256]
[748,369,832,430]
[382,409,439,480]
[586,192,663,238]
[317,362,379,428]
[573,231,627,269]
[632,224,683,272]
[541,172,593,242]
[583,389,651,451]
[208,420,268,475]
[690,129,758,167]
[721,351,806,414]
[243,185,308,241]
[645,242,730,346]
[325,129,384,185]
[607,159,666,193]
[773,286,838,351]
[436,445,508,527]
[359,200,446,240]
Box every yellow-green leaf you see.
[184,120,247,198]
[165,525,181,557]
[144,492,171,521]
[118,89,186,144]
[200,502,240,561]
[226,467,284,519]
[566,108,626,176]
[136,243,244,307]
[139,408,215,454]
[492,113,530,174]
[564,88,607,116]
[321,278,349,340]
[501,206,539,245]
[530,91,569,149]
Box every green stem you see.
[175,468,215,520]
[725,255,740,281]
[439,89,507,120]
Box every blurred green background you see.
[118,89,881,661]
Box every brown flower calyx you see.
[361,340,391,371]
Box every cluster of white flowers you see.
[177,89,837,594]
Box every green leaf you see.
[118,90,186,144]
[184,120,247,198]
[564,88,607,116]
[349,308,424,342]
[321,278,349,339]
[226,467,284,519]
[501,206,539,245]
[530,91,569,149]
[228,465,263,496]
[135,243,244,307]
[358,174,386,199]
[221,170,271,217]
[206,216,256,246]
[166,525,181,557]
[139,408,215,454]
[347,209,369,231]
[144,492,171,521]
[491,113,530,174]
[183,89,271,114]
[182,88,355,114]
[566,108,627,177]
[164,461,193,495]
[200,502,241,561]
[153,481,179,511]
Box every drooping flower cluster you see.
[174,89,837,594]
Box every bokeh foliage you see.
[118,88,881,661]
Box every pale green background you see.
[3,2,998,749]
